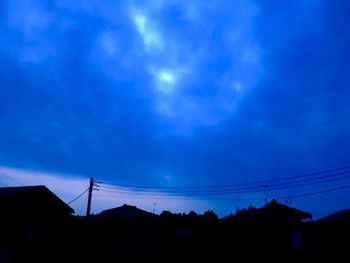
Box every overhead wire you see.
[98,165,350,191]
[68,188,90,205]
[277,184,350,200]
[88,165,350,201]
[97,170,350,195]
[94,191,263,201]
[78,193,89,215]
[0,170,23,186]
[95,165,350,200]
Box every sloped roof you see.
[316,209,350,224]
[0,185,74,215]
[98,204,157,220]
[258,199,312,222]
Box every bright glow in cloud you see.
[132,13,163,50]
[158,70,175,85]
[126,1,262,133]
[0,0,349,219]
[134,14,146,34]
[157,70,176,93]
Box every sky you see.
[0,0,350,218]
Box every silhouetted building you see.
[0,185,74,218]
[258,199,312,223]
[218,200,314,260]
[0,186,74,262]
[313,209,350,262]
[97,204,157,221]
[316,209,350,224]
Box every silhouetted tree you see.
[203,210,218,221]
[160,210,173,217]
[188,211,198,218]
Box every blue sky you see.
[1,0,350,218]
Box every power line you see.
[92,164,350,205]
[97,171,350,196]
[94,192,263,201]
[277,184,350,200]
[99,165,350,191]
[78,194,89,215]
[0,180,9,187]
[0,170,23,186]
[97,183,350,202]
[68,188,90,205]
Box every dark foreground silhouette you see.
[0,186,349,262]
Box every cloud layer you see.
[1,0,350,217]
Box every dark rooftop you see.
[98,204,157,220]
[0,185,74,215]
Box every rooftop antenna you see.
[263,185,268,204]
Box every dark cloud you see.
[1,0,350,216]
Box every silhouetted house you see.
[97,204,157,221]
[313,209,350,262]
[258,199,312,223]
[0,186,74,262]
[94,204,159,255]
[219,200,313,256]
[0,185,74,219]
[254,200,312,252]
[316,209,350,224]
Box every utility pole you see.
[86,177,93,217]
